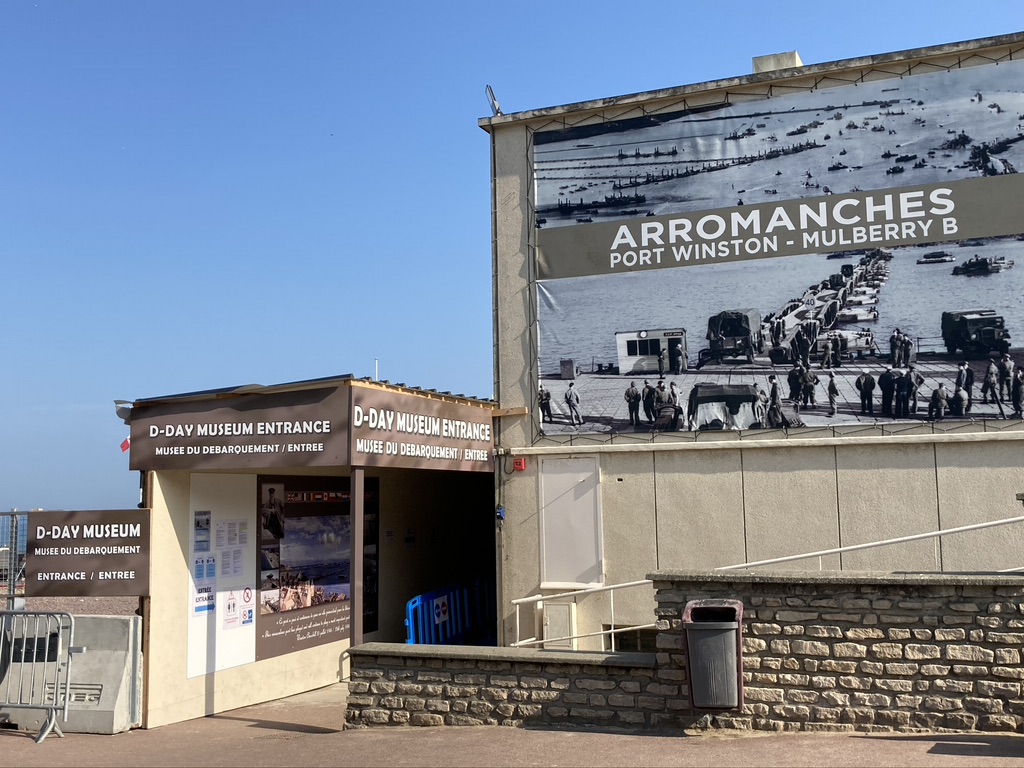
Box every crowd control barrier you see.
[0,611,85,743]
[405,581,496,646]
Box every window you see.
[626,339,662,357]
[603,625,658,652]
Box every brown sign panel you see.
[350,387,494,472]
[130,386,350,471]
[26,509,151,597]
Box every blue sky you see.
[1,1,1020,510]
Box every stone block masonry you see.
[347,571,1024,734]
[344,644,698,731]
[654,571,1024,734]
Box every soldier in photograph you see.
[767,374,785,427]
[788,362,804,403]
[948,385,967,417]
[901,334,914,367]
[801,366,820,409]
[564,382,583,425]
[889,329,902,366]
[894,369,913,418]
[641,380,657,424]
[981,358,1000,404]
[855,369,876,415]
[878,367,897,417]
[668,381,681,407]
[955,362,974,413]
[538,385,553,423]
[928,382,949,420]
[999,354,1016,402]
[624,381,641,426]
[826,371,840,416]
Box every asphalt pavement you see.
[2,683,1024,767]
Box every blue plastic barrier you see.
[404,585,467,644]
[405,580,495,646]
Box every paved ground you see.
[3,684,1024,767]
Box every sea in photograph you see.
[534,59,1024,228]
[538,237,1024,374]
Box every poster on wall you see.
[533,58,1024,434]
[186,475,259,677]
[255,476,379,660]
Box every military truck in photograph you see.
[940,309,1011,357]
[698,308,764,366]
[685,383,803,431]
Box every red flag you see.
[120,437,131,453]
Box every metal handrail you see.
[511,579,654,650]
[717,514,1024,571]
[511,516,1024,649]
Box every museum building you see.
[480,32,1024,651]
[122,375,496,726]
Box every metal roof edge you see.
[477,31,1024,132]
[127,374,495,411]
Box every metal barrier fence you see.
[0,611,83,743]
[1,511,26,610]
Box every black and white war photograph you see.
[259,482,286,541]
[534,56,1024,435]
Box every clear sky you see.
[1,1,1020,511]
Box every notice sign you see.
[25,509,151,597]
[193,556,216,614]
[433,596,449,625]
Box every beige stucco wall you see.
[142,466,494,726]
[495,437,1024,651]
[143,471,347,728]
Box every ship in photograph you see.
[952,254,1015,275]
[917,250,955,265]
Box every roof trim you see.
[478,31,1024,131]
[129,374,495,410]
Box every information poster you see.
[186,475,257,678]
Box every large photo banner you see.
[255,475,380,660]
[534,58,1024,434]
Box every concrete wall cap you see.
[649,570,1024,587]
[348,642,656,668]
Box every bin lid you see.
[682,621,738,630]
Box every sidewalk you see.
[2,684,1023,767]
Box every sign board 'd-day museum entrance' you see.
[103,375,495,727]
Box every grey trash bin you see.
[559,359,575,380]
[681,598,744,711]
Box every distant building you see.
[0,512,28,555]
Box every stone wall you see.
[347,571,1024,734]
[655,571,1024,733]
[344,644,696,730]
